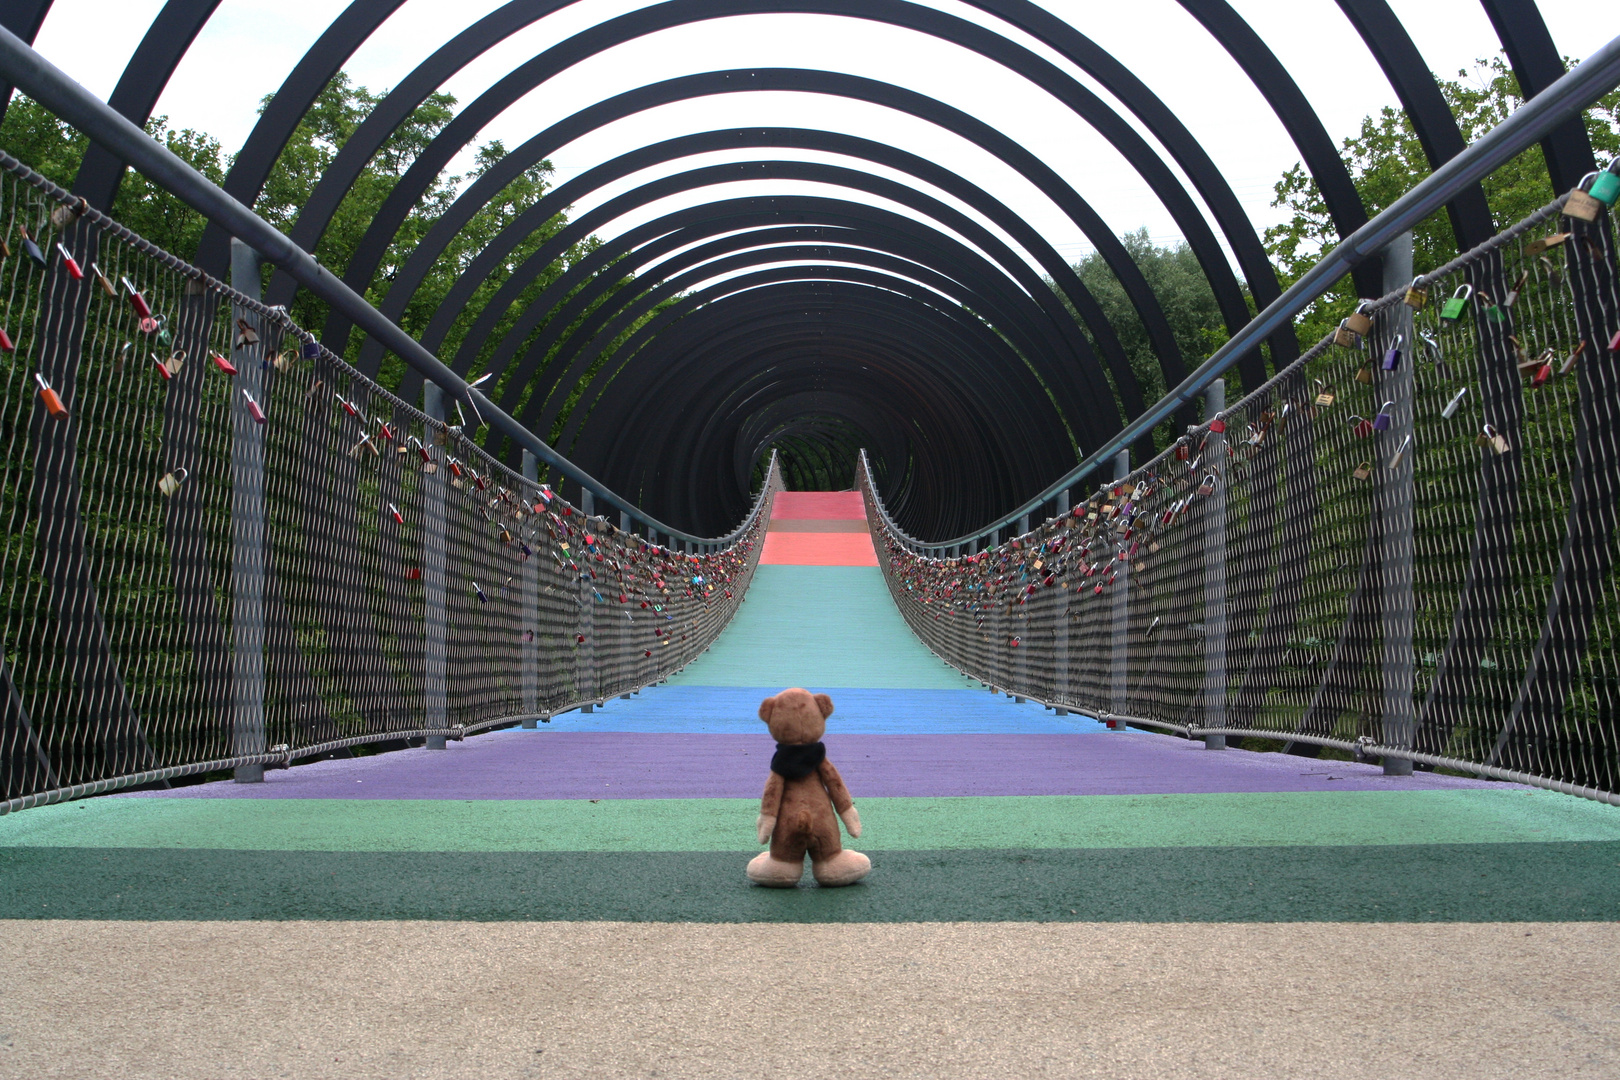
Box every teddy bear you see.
[747,688,872,887]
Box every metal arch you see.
[376,120,1130,415]
[473,160,1111,431]
[305,64,1191,423]
[553,263,1071,466]
[457,201,1116,456]
[1477,0,1598,192]
[459,187,1123,448]
[67,0,221,209]
[569,269,1065,474]
[324,66,1173,426]
[333,0,1263,388]
[1174,0,1382,298]
[599,310,1034,532]
[190,0,410,277]
[1334,0,1494,249]
[577,283,1065,531]
[0,0,50,128]
[439,189,1119,445]
[509,239,1073,448]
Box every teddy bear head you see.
[758,687,834,744]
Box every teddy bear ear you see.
[813,693,834,719]
[758,696,776,723]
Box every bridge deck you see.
[4,491,1619,1077]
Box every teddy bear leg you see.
[746,851,804,887]
[811,848,871,887]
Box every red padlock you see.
[0,327,14,353]
[55,243,82,279]
[242,389,266,424]
[211,351,238,375]
[1209,415,1226,434]
[388,502,404,524]
[121,277,152,319]
[405,567,422,581]
[34,373,68,420]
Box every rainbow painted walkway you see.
[4,492,1620,1077]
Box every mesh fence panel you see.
[867,192,1620,802]
[0,153,777,811]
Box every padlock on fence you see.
[89,262,116,297]
[1477,424,1509,455]
[1383,334,1402,372]
[211,351,238,376]
[1403,277,1427,309]
[1439,284,1472,321]
[1561,341,1587,375]
[1355,362,1373,385]
[1313,379,1335,407]
[18,225,45,268]
[242,389,266,425]
[120,277,152,319]
[34,373,68,420]
[1349,414,1373,438]
[55,243,82,280]
[157,467,189,497]
[1353,461,1372,481]
[234,318,259,350]
[1526,233,1570,258]
[1388,435,1412,470]
[1503,270,1530,309]
[1334,320,1359,349]
[1344,302,1374,337]
[0,327,13,354]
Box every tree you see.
[1265,56,1620,347]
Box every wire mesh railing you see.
[0,151,779,813]
[865,182,1620,806]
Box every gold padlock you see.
[1314,379,1335,407]
[1403,277,1427,309]
[1355,363,1373,386]
[1345,303,1374,336]
[1352,461,1372,481]
[157,467,189,497]
[1526,232,1570,257]
[1476,424,1509,454]
[1334,320,1358,349]
[1565,187,1603,222]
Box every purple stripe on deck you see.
[129,732,1508,800]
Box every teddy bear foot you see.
[746,852,804,887]
[811,849,871,887]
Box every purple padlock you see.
[1383,333,1402,372]
[1372,401,1394,431]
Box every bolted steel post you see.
[1377,232,1417,775]
[422,382,449,750]
[1203,380,1228,749]
[1110,449,1129,723]
[229,240,266,782]
[521,450,540,721]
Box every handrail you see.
[876,32,1620,550]
[0,24,753,546]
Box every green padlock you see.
[1591,168,1620,207]
[1439,283,1472,321]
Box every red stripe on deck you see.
[770,491,866,520]
[759,531,878,565]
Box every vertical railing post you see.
[1377,232,1417,774]
[1109,448,1129,724]
[521,450,539,722]
[422,381,449,749]
[1202,379,1228,749]
[579,488,596,711]
[229,240,266,782]
[1054,488,1070,715]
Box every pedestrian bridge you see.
[1,4,1619,1076]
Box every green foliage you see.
[1265,56,1620,347]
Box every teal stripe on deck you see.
[668,565,975,689]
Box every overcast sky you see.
[28,0,1608,286]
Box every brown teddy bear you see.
[747,688,872,888]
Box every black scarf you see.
[771,741,826,780]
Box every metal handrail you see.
[875,32,1620,550]
[0,24,754,546]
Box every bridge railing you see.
[0,152,780,813]
[864,187,1620,806]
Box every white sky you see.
[28,0,1607,286]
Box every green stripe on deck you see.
[667,565,975,689]
[5,843,1617,922]
[7,790,1617,851]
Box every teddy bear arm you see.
[759,771,785,817]
[817,758,855,814]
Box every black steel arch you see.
[9,0,1594,534]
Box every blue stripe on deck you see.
[539,686,1109,734]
